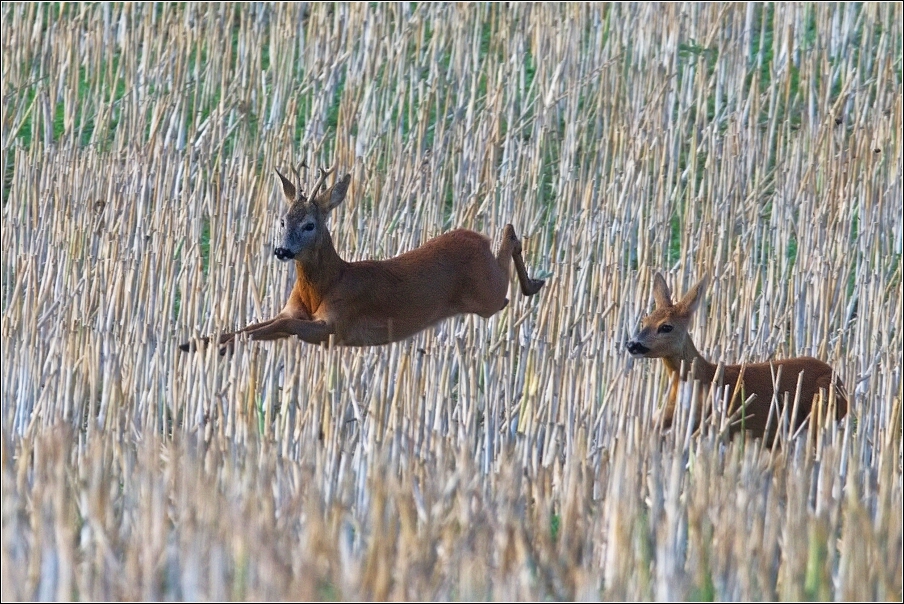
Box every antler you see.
[310,164,336,198]
[290,162,306,201]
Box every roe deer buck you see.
[626,273,848,442]
[179,165,545,354]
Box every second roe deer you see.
[180,165,545,354]
[626,273,848,442]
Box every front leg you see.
[245,318,335,345]
[180,294,316,354]
[179,316,281,353]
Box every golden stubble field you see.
[1,3,901,600]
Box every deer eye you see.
[658,324,673,334]
[303,223,315,232]
[280,218,285,228]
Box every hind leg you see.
[457,262,510,318]
[496,224,545,296]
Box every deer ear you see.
[652,273,673,309]
[314,173,351,213]
[678,274,709,315]
[275,168,296,201]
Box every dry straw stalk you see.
[1,3,901,600]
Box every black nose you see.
[274,247,294,261]
[626,341,649,355]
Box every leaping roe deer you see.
[179,165,545,354]
[626,273,848,442]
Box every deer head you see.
[627,273,708,358]
[273,165,351,262]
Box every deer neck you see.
[293,232,346,312]
[662,335,716,384]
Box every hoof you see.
[179,336,214,353]
[522,278,545,296]
[179,338,208,352]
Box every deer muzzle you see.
[274,247,295,261]
[626,340,649,356]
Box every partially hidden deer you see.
[180,165,545,354]
[626,273,848,442]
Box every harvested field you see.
[1,3,901,600]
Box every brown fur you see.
[627,273,848,442]
[180,167,545,353]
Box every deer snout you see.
[274,247,295,261]
[626,340,649,356]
